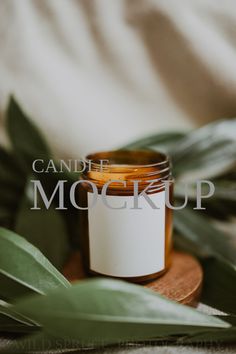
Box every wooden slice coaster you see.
[63,251,203,307]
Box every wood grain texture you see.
[145,252,203,307]
[63,251,203,307]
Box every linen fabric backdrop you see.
[1,0,236,157]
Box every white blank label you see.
[88,191,165,277]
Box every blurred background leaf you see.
[0,97,80,268]
[15,183,70,270]
[6,96,51,167]
[0,147,27,229]
[169,119,236,180]
[122,131,185,153]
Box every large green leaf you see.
[1,317,234,353]
[6,96,51,166]
[11,278,228,347]
[0,228,70,301]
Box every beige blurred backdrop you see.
[1,0,236,157]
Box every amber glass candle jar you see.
[79,150,173,283]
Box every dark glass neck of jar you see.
[81,150,171,194]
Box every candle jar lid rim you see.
[84,149,170,170]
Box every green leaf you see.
[178,316,236,344]
[0,147,26,186]
[174,208,236,266]
[201,258,236,315]
[0,300,39,333]
[180,328,236,344]
[6,96,51,166]
[174,209,236,314]
[33,171,80,249]
[209,180,236,202]
[0,228,70,301]
[174,179,236,220]
[15,187,70,270]
[0,147,27,228]
[121,120,236,179]
[169,119,236,179]
[175,180,236,202]
[121,131,185,152]
[11,278,228,347]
